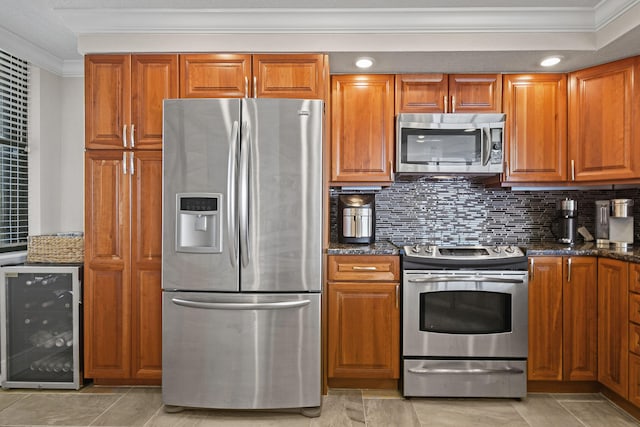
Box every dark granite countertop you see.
[328,240,640,263]
[327,241,400,255]
[525,242,640,263]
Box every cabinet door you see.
[85,55,131,149]
[503,74,568,182]
[130,151,163,379]
[331,75,395,184]
[328,282,400,379]
[448,74,502,113]
[528,256,563,380]
[569,57,640,181]
[84,151,131,378]
[395,74,447,113]
[179,54,251,98]
[629,353,640,407]
[252,54,326,99]
[131,55,178,150]
[563,256,597,380]
[598,258,629,397]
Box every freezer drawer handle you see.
[408,276,524,284]
[171,298,311,310]
[408,367,524,375]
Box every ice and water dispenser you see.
[176,193,222,253]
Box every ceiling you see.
[1,0,640,76]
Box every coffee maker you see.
[609,199,634,249]
[338,194,375,244]
[551,199,578,244]
[595,200,610,247]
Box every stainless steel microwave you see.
[396,113,506,175]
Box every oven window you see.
[420,290,512,334]
[401,128,482,164]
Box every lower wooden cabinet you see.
[327,255,400,387]
[528,256,597,381]
[598,257,629,398]
[84,150,163,382]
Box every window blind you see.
[0,49,29,251]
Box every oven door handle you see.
[407,276,525,284]
[408,367,524,375]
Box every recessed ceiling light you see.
[540,56,562,67]
[355,57,374,69]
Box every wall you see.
[330,176,640,246]
[28,67,84,235]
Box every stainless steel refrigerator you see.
[161,98,323,413]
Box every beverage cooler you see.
[0,265,82,389]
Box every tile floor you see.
[0,386,638,426]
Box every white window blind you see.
[0,49,29,251]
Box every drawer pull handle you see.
[352,266,377,271]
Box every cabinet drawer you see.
[631,263,640,293]
[631,293,640,324]
[328,255,399,282]
[630,323,640,356]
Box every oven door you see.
[403,270,528,358]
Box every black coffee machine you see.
[551,199,578,244]
[338,194,375,244]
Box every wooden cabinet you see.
[598,257,629,398]
[563,257,598,381]
[502,74,568,182]
[327,255,400,387]
[330,75,395,184]
[628,263,640,406]
[85,54,178,150]
[180,53,327,99]
[569,57,640,182]
[528,257,563,380]
[84,150,163,382]
[528,256,597,381]
[395,74,502,113]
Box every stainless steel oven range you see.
[401,245,528,398]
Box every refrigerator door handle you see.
[171,297,311,311]
[227,120,239,267]
[239,121,250,268]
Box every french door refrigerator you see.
[162,98,323,412]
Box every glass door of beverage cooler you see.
[0,265,82,389]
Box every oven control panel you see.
[403,245,524,260]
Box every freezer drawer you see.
[162,291,321,409]
[403,359,527,398]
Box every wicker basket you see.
[27,233,84,264]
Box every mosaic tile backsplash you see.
[330,176,640,246]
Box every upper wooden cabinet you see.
[330,74,395,184]
[85,54,178,150]
[502,74,568,182]
[179,54,250,98]
[180,53,327,99]
[569,57,640,182]
[395,74,502,113]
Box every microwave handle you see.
[482,128,492,166]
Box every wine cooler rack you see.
[0,265,82,389]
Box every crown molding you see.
[0,26,65,76]
[56,7,597,34]
[62,60,84,78]
[595,0,640,29]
